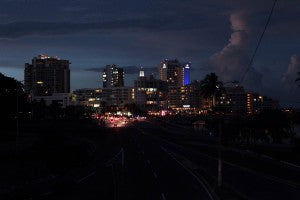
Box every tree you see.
[32,99,47,119]
[0,73,27,121]
[200,73,225,187]
[49,101,63,120]
[200,73,224,107]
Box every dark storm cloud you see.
[282,55,300,87]
[209,10,262,89]
[85,66,157,75]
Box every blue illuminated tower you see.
[183,63,191,86]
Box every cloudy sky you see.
[0,0,299,107]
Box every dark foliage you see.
[257,109,293,144]
[0,73,29,122]
[200,73,224,106]
[205,110,293,145]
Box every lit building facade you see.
[24,54,70,96]
[158,59,190,87]
[215,85,247,113]
[102,64,124,88]
[168,86,187,108]
[246,93,279,114]
[108,87,134,106]
[167,81,205,111]
[32,93,72,108]
[134,75,168,109]
[73,88,101,107]
[213,84,279,114]
[73,87,133,108]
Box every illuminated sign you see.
[183,105,190,108]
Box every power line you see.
[240,0,278,83]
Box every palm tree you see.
[296,72,300,87]
[200,73,225,187]
[200,73,224,107]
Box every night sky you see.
[0,0,299,107]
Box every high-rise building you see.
[158,59,190,87]
[168,81,205,110]
[183,63,191,86]
[102,64,124,88]
[139,67,145,77]
[24,54,70,96]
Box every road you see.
[133,120,300,200]
[44,120,214,200]
[44,120,300,200]
[116,125,214,200]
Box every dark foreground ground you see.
[1,119,300,200]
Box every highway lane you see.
[43,124,214,200]
[117,127,163,200]
[120,126,214,200]
[133,120,300,200]
[42,120,299,200]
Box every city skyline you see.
[0,53,297,109]
[0,0,299,107]
[1,2,300,199]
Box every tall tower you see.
[24,54,70,96]
[158,59,190,87]
[102,64,124,88]
[139,67,145,77]
[183,63,191,86]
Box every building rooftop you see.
[36,54,60,60]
